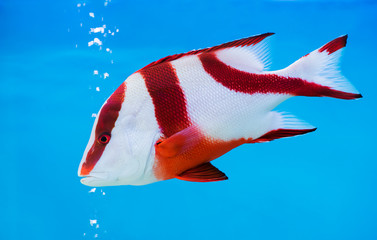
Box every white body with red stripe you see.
[78,33,361,187]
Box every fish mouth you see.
[79,172,109,187]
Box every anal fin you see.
[250,112,316,143]
[176,162,228,182]
[250,128,316,143]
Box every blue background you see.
[1,0,376,239]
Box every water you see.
[1,0,376,239]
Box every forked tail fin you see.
[281,35,362,100]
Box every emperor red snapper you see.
[78,33,362,186]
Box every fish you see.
[78,33,362,187]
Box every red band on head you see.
[80,82,126,175]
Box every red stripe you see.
[199,52,361,99]
[80,82,126,176]
[140,62,191,138]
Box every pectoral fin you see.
[154,126,239,181]
[176,162,228,182]
[155,126,202,158]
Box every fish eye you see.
[98,134,111,144]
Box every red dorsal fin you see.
[176,162,228,182]
[140,32,274,70]
[319,35,347,54]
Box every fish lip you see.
[80,177,90,185]
[79,171,108,179]
[79,171,109,185]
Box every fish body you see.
[78,33,361,186]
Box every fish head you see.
[78,81,159,186]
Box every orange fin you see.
[176,162,228,182]
[155,126,202,158]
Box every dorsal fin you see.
[140,32,274,70]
